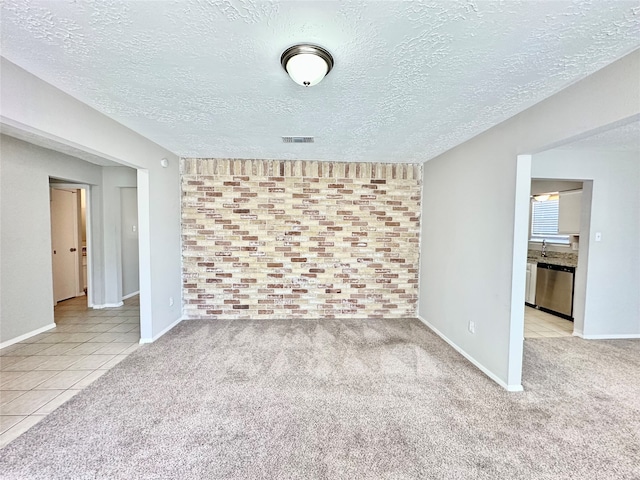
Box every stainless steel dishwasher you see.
[535,263,575,320]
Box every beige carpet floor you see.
[0,318,638,479]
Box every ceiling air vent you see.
[282,136,314,144]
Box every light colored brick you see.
[181,159,421,319]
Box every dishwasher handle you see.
[537,263,575,274]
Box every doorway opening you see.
[50,182,90,308]
[120,187,140,301]
[524,179,584,339]
[508,154,593,385]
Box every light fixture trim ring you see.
[281,44,334,84]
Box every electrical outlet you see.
[468,321,475,334]
[169,297,174,307]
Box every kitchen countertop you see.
[527,250,578,268]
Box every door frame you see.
[512,154,596,385]
[49,183,94,307]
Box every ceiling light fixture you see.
[281,44,334,87]
[533,192,560,202]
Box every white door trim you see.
[50,183,93,307]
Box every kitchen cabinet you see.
[558,190,582,235]
[525,262,537,305]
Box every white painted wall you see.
[120,187,139,298]
[0,135,102,343]
[101,167,137,306]
[531,149,640,338]
[418,50,640,390]
[1,57,181,342]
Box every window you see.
[530,194,570,244]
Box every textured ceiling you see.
[1,1,639,163]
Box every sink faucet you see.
[541,239,547,257]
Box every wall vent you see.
[282,136,314,143]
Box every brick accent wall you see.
[181,159,422,319]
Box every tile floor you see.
[0,295,140,448]
[524,305,573,338]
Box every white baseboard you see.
[122,291,140,301]
[92,302,124,309]
[416,315,524,392]
[581,333,640,340]
[0,323,57,350]
[139,316,183,344]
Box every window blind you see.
[531,198,559,235]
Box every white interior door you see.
[51,188,79,303]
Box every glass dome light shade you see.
[285,53,329,87]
